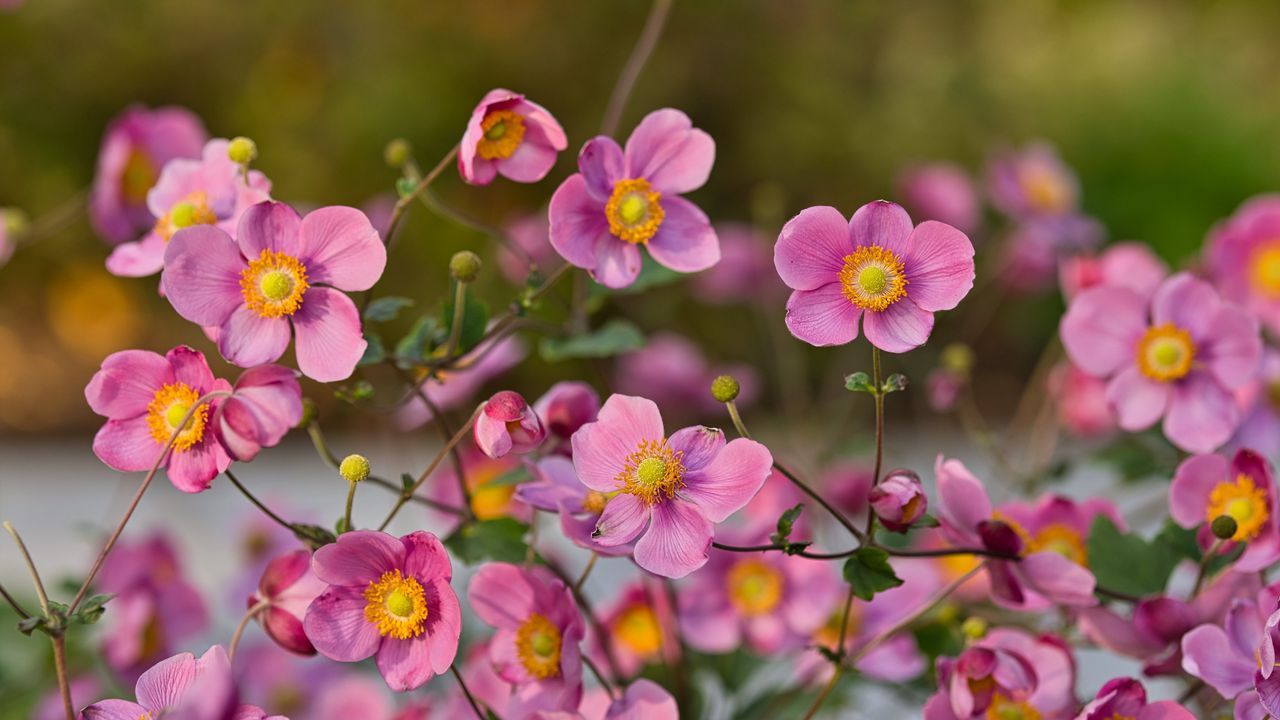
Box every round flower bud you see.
[710,374,740,403]
[384,138,412,169]
[1211,514,1239,540]
[940,342,975,376]
[227,136,258,165]
[450,250,482,283]
[961,616,988,640]
[339,454,371,484]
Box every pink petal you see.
[1181,624,1255,698]
[82,700,152,720]
[593,494,651,547]
[93,416,164,472]
[304,587,382,662]
[784,284,861,347]
[469,562,540,629]
[498,139,559,183]
[935,456,991,545]
[165,438,228,493]
[311,530,405,585]
[425,577,461,672]
[1202,304,1262,391]
[665,426,726,472]
[217,306,291,369]
[375,636,437,692]
[161,225,245,327]
[647,196,719,273]
[849,200,913,255]
[592,238,642,288]
[862,299,935,354]
[85,350,171,419]
[680,438,772,522]
[633,499,713,578]
[1165,373,1239,453]
[236,200,302,259]
[901,220,975,312]
[607,678,680,720]
[1169,453,1230,527]
[548,174,609,270]
[473,413,513,458]
[1151,272,1220,341]
[1017,551,1096,607]
[292,287,366,383]
[773,206,851,291]
[134,650,199,709]
[570,394,664,491]
[401,531,452,584]
[1228,599,1266,660]
[623,109,714,194]
[1106,367,1170,432]
[105,233,166,277]
[166,346,214,392]
[262,606,314,655]
[1059,286,1149,378]
[579,136,625,201]
[297,206,386,292]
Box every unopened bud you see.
[228,137,257,165]
[449,250,482,283]
[941,343,975,376]
[711,375,740,403]
[961,616,988,640]
[384,138,411,169]
[339,454,371,484]
[1211,515,1238,540]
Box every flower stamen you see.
[363,569,429,639]
[240,250,309,319]
[1206,474,1270,542]
[476,109,526,160]
[1135,323,1195,382]
[605,178,664,244]
[616,438,685,506]
[838,246,908,311]
[515,612,562,679]
[726,559,784,616]
[155,191,218,242]
[145,382,207,451]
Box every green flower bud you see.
[228,137,257,165]
[961,616,988,640]
[384,138,411,169]
[1211,514,1239,540]
[449,251,482,283]
[710,374,740,403]
[339,454,371,484]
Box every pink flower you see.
[517,455,629,557]
[85,346,232,493]
[475,390,547,459]
[595,581,679,678]
[591,679,679,720]
[82,645,276,720]
[162,201,386,382]
[432,640,516,719]
[1180,581,1279,710]
[571,394,773,578]
[935,456,1097,610]
[821,461,875,520]
[691,224,781,304]
[997,215,1104,295]
[250,549,327,656]
[1205,194,1280,336]
[459,89,567,186]
[234,641,345,718]
[534,381,600,456]
[307,674,395,720]
[898,162,980,235]
[1232,349,1280,458]
[613,333,759,416]
[987,142,1079,219]
[1254,598,1280,717]
[868,469,928,532]
[926,367,965,413]
[923,628,1076,720]
[774,200,975,352]
[1072,678,1194,720]
[107,138,272,277]
[549,109,719,289]
[424,447,528,534]
[1059,241,1169,302]
[499,214,562,283]
[34,675,101,720]
[215,365,302,462]
[394,335,525,430]
[469,563,586,715]
[303,530,460,692]
[1048,361,1116,438]
[90,105,207,245]
[1060,272,1262,453]
[1169,449,1280,572]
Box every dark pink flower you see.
[549,109,719,288]
[594,581,679,678]
[868,469,928,532]
[533,381,600,456]
[1169,449,1280,572]
[1204,194,1280,336]
[474,390,547,459]
[1059,241,1168,302]
[923,628,1075,719]
[250,549,327,656]
[1072,677,1194,720]
[1180,581,1280,709]
[459,89,567,185]
[898,162,980,235]
[215,365,302,462]
[987,142,1079,219]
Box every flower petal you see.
[592,238,643,289]
[633,499,713,578]
[849,200,913,255]
[85,350,171,419]
[774,206,851,291]
[570,394,664,491]
[297,206,386,292]
[901,220,975,312]
[401,531,452,584]
[1169,453,1231,527]
[1165,373,1239,454]
[93,416,164,472]
[162,225,245,327]
[498,138,559,183]
[292,287,366,383]
[579,136,625,201]
[375,636,437,692]
[1181,624,1255,698]
[680,438,772,522]
[236,200,302,259]
[304,587,382,663]
[593,494,651,547]
[862,298,934,354]
[1059,286,1148,378]
[548,174,609,270]
[623,109,714,194]
[665,426,726,472]
[311,530,405,586]
[647,196,719,273]
[1106,367,1170,432]
[934,456,991,545]
[1016,551,1096,607]
[105,233,167,277]
[1202,304,1262,391]
[134,650,199,710]
[217,306,291,369]
[784,285,861,347]
[1152,272,1220,342]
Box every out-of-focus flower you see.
[593,679,679,720]
[1233,349,1280,458]
[470,563,585,715]
[82,646,277,720]
[898,162,980,235]
[987,142,1079,219]
[613,333,759,416]
[1205,195,1280,336]
[474,390,546,459]
[214,365,302,462]
[1058,241,1168,301]
[997,493,1126,571]
[34,675,101,720]
[869,469,928,532]
[1169,449,1280,571]
[1048,361,1116,438]
[997,215,1104,295]
[517,455,628,556]
[249,549,327,656]
[425,446,527,534]
[1060,272,1262,453]
[596,581,679,678]
[572,395,773,578]
[499,213,562,283]
[923,627,1076,720]
[304,530,460,692]
[1180,580,1279,713]
[774,200,975,352]
[533,381,600,456]
[691,223,780,304]
[821,461,874,521]
[430,640,514,719]
[310,673,396,720]
[1071,677,1194,720]
[90,105,207,244]
[162,201,385,382]
[107,138,271,277]
[550,109,719,288]
[394,334,525,430]
[0,208,23,268]
[85,345,232,493]
[235,641,346,719]
[460,89,567,185]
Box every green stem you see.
[451,664,487,720]
[378,405,482,530]
[383,144,460,244]
[802,585,855,720]
[1192,538,1227,598]
[725,399,751,440]
[867,347,884,538]
[228,599,269,665]
[583,653,617,699]
[342,480,359,533]
[599,0,675,135]
[576,553,599,593]
[442,278,469,360]
[224,470,293,533]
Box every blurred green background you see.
[4,0,1280,435]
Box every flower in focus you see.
[469,562,585,715]
[549,108,719,288]
[1204,194,1280,336]
[81,645,273,720]
[394,335,525,430]
[1072,677,1194,720]
[106,138,272,277]
[1060,272,1262,453]
[1169,448,1280,571]
[868,469,928,532]
[987,142,1079,219]
[533,381,600,456]
[86,345,232,492]
[89,105,207,244]
[162,201,386,382]
[214,364,302,462]
[474,390,547,459]
[613,333,759,416]
[572,394,773,578]
[1058,241,1169,302]
[690,223,781,304]
[898,162,980,235]
[774,200,975,352]
[517,455,629,556]
[250,549,327,656]
[304,530,460,692]
[595,581,679,678]
[459,89,567,185]
[922,627,1076,720]
[1048,361,1116,439]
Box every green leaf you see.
[364,296,414,322]
[842,547,904,601]
[395,315,442,362]
[844,372,875,393]
[489,466,531,487]
[358,333,385,366]
[539,319,645,362]
[291,523,337,550]
[1086,515,1180,597]
[71,593,114,626]
[335,516,351,535]
[17,616,45,636]
[396,177,417,198]
[440,285,490,355]
[912,513,941,529]
[444,518,529,564]
[769,504,805,545]
[401,473,416,492]
[881,373,908,393]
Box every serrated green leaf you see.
[440,285,490,355]
[539,319,645,362]
[842,547,904,601]
[443,518,529,564]
[395,315,442,362]
[358,333,385,366]
[364,296,414,322]
[1086,515,1179,597]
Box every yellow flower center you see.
[1022,166,1070,214]
[515,612,562,679]
[605,178,665,245]
[468,461,515,520]
[121,150,157,204]
[145,382,207,451]
[155,191,218,242]
[582,490,609,514]
[838,245,908,311]
[1250,243,1280,297]
[1027,523,1088,566]
[985,693,1043,720]
[1206,474,1270,542]
[363,569,428,639]
[616,438,685,506]
[240,250,309,319]
[476,109,526,160]
[1135,323,1195,382]
[726,559,784,616]
[613,603,662,656]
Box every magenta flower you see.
[303,530,460,692]
[923,627,1075,720]
[474,390,547,459]
[549,108,719,288]
[90,105,207,244]
[571,394,773,578]
[613,333,759,416]
[517,455,630,557]
[250,549,327,656]
[82,645,275,720]
[469,562,585,715]
[1048,361,1116,439]
[987,142,1080,219]
[459,88,567,185]
[107,138,272,277]
[533,381,600,456]
[1180,581,1278,711]
[1073,678,1194,720]
[1169,449,1280,571]
[898,162,981,235]
[596,679,679,719]
[1205,194,1280,336]
[162,200,385,382]
[86,346,232,493]
[1060,272,1262,453]
[595,581,679,677]
[935,456,1097,610]
[214,364,302,462]
[774,200,975,352]
[691,224,782,304]
[1058,241,1168,302]
[869,469,928,532]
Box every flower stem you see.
[725,399,751,440]
[0,581,30,619]
[846,566,979,666]
[582,653,617,699]
[1192,538,1227,598]
[51,635,73,720]
[228,599,269,665]
[419,187,539,269]
[442,277,469,360]
[5,522,72,720]
[867,346,884,538]
[224,469,293,532]
[575,552,599,593]
[450,664,486,720]
[342,479,359,534]
[378,404,482,530]
[383,143,460,244]
[802,585,856,720]
[599,0,675,135]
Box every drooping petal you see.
[304,587,383,663]
[593,494,651,547]
[217,306,291,369]
[105,233,167,277]
[1016,551,1096,607]
[292,287,366,383]
[784,285,861,347]
[165,437,228,493]
[679,438,772,522]
[934,456,991,545]
[773,206,851,291]
[311,530,405,586]
[498,139,559,183]
[85,349,171,419]
[1165,373,1239,454]
[861,299,935,353]
[161,225,246,327]
[1059,286,1149,378]
[901,220,975,312]
[623,109,714,194]
[296,206,386,292]
[647,196,719,273]
[1106,367,1171,432]
[81,700,153,720]
[633,499,713,578]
